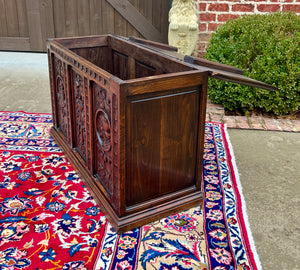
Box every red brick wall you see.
[195,0,300,56]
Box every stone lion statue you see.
[168,0,199,55]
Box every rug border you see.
[223,124,262,270]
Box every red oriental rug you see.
[0,111,261,270]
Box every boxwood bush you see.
[204,12,299,116]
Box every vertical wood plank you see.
[16,0,29,37]
[78,0,90,36]
[52,0,65,37]
[160,0,169,43]
[152,0,169,43]
[139,0,152,24]
[65,0,78,36]
[152,0,161,33]
[102,0,114,34]
[26,0,43,51]
[40,0,55,50]
[89,0,103,35]
[127,0,140,37]
[114,10,127,36]
[5,0,19,36]
[0,0,8,36]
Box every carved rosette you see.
[96,109,111,151]
[72,71,86,161]
[94,85,113,196]
[54,57,68,138]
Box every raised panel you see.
[126,89,201,207]
[135,60,156,78]
[112,50,128,80]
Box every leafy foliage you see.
[205,12,300,116]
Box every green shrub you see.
[205,12,300,116]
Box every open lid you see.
[127,36,278,92]
[184,55,278,92]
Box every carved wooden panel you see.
[84,77,92,170]
[71,70,86,161]
[54,56,68,139]
[93,84,113,197]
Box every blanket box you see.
[47,35,209,233]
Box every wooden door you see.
[0,0,169,52]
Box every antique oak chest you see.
[47,35,276,233]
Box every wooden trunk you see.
[47,35,208,233]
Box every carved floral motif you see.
[94,85,113,196]
[73,71,86,161]
[55,57,68,137]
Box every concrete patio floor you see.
[0,52,299,269]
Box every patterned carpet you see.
[0,111,260,270]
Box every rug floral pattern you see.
[0,112,258,270]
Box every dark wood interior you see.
[64,36,195,80]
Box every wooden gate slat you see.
[53,0,65,38]
[78,0,90,36]
[127,0,141,37]
[115,9,127,36]
[0,0,8,36]
[160,0,169,41]
[65,0,78,37]
[89,0,103,35]
[5,0,19,37]
[139,0,153,24]
[40,0,55,50]
[16,0,29,37]
[26,0,43,51]
[106,0,164,42]
[101,0,115,34]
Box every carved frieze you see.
[50,45,110,88]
